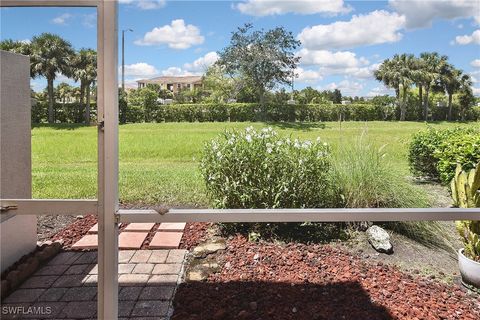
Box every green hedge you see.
[128,103,388,123]
[32,102,97,123]
[408,127,480,184]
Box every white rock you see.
[366,225,393,254]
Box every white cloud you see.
[389,0,480,29]
[51,13,72,25]
[135,19,204,49]
[471,59,480,68]
[296,49,378,80]
[235,0,351,16]
[82,13,96,28]
[160,67,195,77]
[455,29,480,45]
[298,10,406,50]
[122,63,159,77]
[295,67,323,83]
[183,51,219,72]
[119,0,166,10]
[473,87,480,96]
[319,80,364,96]
[298,49,368,68]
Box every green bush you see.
[435,132,480,184]
[200,127,338,209]
[408,127,480,183]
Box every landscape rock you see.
[192,239,226,257]
[366,225,393,254]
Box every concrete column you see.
[0,50,36,272]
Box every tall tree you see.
[0,39,31,56]
[56,82,74,106]
[419,52,448,121]
[217,23,300,106]
[374,58,404,119]
[29,33,74,124]
[457,74,474,121]
[440,63,462,120]
[393,54,415,121]
[72,49,97,124]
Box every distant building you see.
[137,76,203,94]
[341,100,351,105]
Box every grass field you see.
[32,121,476,207]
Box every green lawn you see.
[32,121,476,207]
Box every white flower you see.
[323,142,328,146]
[316,137,321,142]
[294,139,301,148]
[216,151,222,158]
[246,126,254,132]
[245,135,252,143]
[276,141,283,146]
[267,147,273,154]
[302,141,312,149]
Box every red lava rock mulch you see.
[172,234,480,320]
[50,214,97,249]
[179,222,212,250]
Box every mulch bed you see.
[172,234,480,320]
[50,214,97,249]
[180,222,212,250]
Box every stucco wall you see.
[0,50,36,272]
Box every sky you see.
[1,0,479,97]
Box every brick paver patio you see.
[1,249,187,320]
[72,223,186,250]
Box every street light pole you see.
[121,29,133,92]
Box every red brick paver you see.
[149,232,183,249]
[124,223,155,232]
[71,235,98,249]
[158,222,186,232]
[119,232,149,250]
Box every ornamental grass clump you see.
[200,126,338,209]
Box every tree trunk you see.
[85,83,91,125]
[400,86,407,121]
[447,93,453,121]
[418,84,423,115]
[424,86,430,121]
[79,82,85,123]
[395,87,402,121]
[47,78,55,124]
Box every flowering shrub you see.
[200,126,338,209]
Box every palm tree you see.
[374,54,414,121]
[410,57,427,117]
[374,58,401,115]
[394,54,415,121]
[72,49,97,124]
[0,39,31,55]
[440,64,462,120]
[457,74,474,121]
[56,82,74,106]
[419,52,448,121]
[29,33,74,124]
